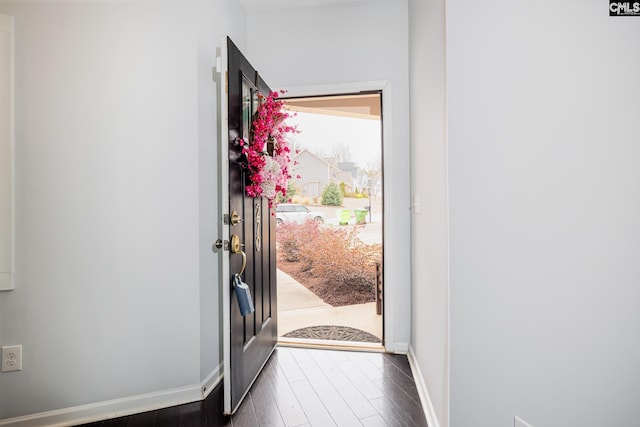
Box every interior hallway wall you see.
[447,1,640,426]
[408,0,449,425]
[245,0,412,352]
[0,0,246,421]
[198,0,247,388]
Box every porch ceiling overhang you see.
[285,94,381,120]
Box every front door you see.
[220,37,278,415]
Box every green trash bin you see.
[338,209,351,225]
[354,209,368,224]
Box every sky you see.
[285,111,382,169]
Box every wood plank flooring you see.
[78,346,428,427]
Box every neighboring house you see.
[337,161,358,192]
[291,149,340,197]
[293,155,367,197]
[336,162,382,196]
[334,162,377,197]
[363,175,382,199]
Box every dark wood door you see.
[224,37,278,414]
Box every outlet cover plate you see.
[2,345,22,372]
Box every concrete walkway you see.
[277,269,383,340]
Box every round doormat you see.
[283,325,380,343]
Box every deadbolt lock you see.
[230,211,242,226]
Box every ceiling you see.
[238,0,374,13]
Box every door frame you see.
[282,81,408,354]
[218,38,232,412]
[218,70,408,404]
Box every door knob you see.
[214,239,228,251]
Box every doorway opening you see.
[276,92,384,349]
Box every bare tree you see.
[363,158,381,179]
[286,134,306,155]
[361,159,382,200]
[332,143,353,162]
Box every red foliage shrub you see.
[276,220,321,265]
[277,221,381,306]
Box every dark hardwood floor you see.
[79,346,428,427]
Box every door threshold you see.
[278,337,385,352]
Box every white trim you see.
[514,416,534,427]
[0,14,14,291]
[218,36,232,414]
[379,81,395,353]
[0,366,225,427]
[282,81,390,98]
[278,337,385,352]
[0,384,203,427]
[408,345,441,427]
[201,362,223,399]
[282,81,401,354]
[392,341,409,355]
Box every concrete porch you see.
[277,269,383,342]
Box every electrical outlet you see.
[515,416,533,427]
[2,345,22,372]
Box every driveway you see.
[305,197,383,244]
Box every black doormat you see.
[283,325,380,343]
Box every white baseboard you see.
[0,370,224,427]
[201,363,223,399]
[393,341,410,354]
[408,345,441,427]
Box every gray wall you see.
[197,0,247,387]
[447,0,640,426]
[246,0,412,352]
[7,1,634,425]
[408,0,449,425]
[0,0,246,421]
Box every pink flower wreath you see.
[238,91,298,208]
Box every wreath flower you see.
[239,90,298,208]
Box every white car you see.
[275,204,325,225]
